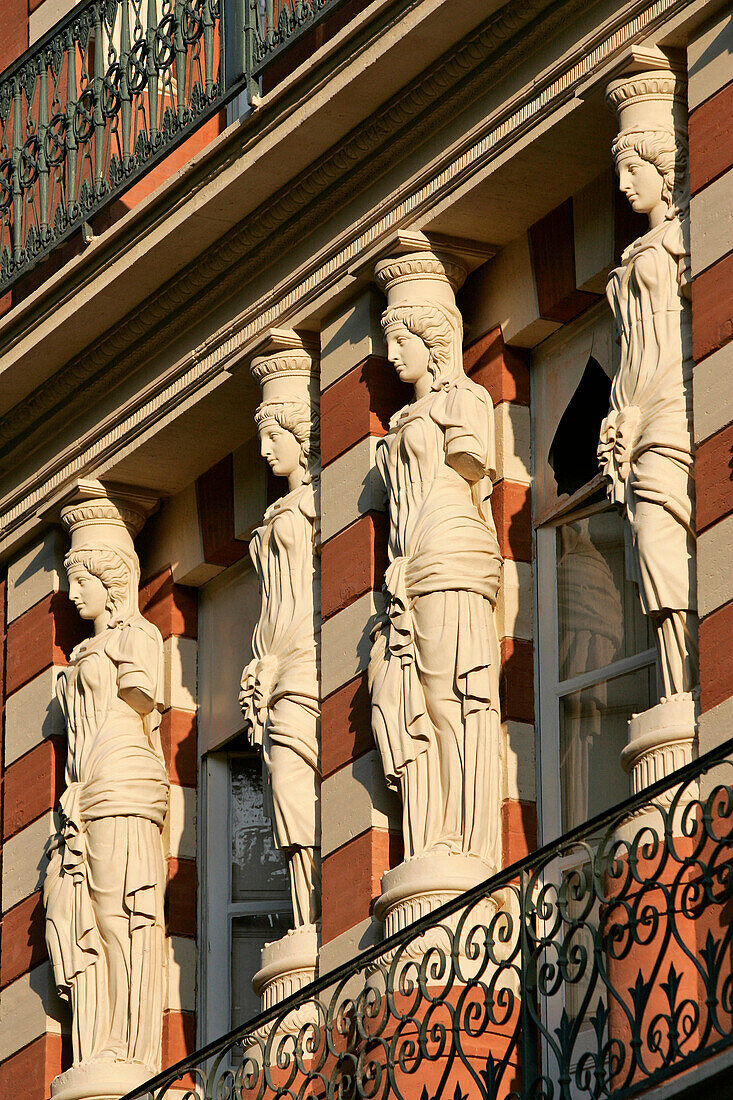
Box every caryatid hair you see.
[64,547,134,627]
[254,398,321,480]
[381,302,462,391]
[611,127,689,217]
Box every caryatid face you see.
[615,150,666,217]
[68,567,108,623]
[386,323,431,388]
[258,420,303,482]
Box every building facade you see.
[0,0,732,1096]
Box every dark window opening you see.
[549,356,611,497]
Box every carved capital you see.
[606,68,687,139]
[374,250,466,310]
[61,497,146,545]
[251,331,319,408]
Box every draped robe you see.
[240,482,320,867]
[44,616,168,1071]
[599,216,696,619]
[368,377,503,870]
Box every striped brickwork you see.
[318,289,406,970]
[0,529,81,1097]
[463,328,537,864]
[138,566,199,1070]
[687,13,733,752]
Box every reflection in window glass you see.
[229,755,291,1032]
[557,511,652,682]
[560,665,655,831]
[232,913,292,1026]
[231,756,290,903]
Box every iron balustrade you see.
[245,0,330,76]
[0,0,348,294]
[118,738,733,1100]
[0,0,230,293]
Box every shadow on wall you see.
[50,590,91,658]
[686,13,733,83]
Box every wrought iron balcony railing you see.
[245,0,343,77]
[0,0,233,293]
[122,738,733,1100]
[0,0,345,296]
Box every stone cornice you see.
[0,0,698,552]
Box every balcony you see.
[0,0,352,297]
[121,738,733,1100]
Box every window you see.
[537,484,656,840]
[531,308,657,841]
[199,556,292,1041]
[202,751,292,1041]
[229,754,292,1026]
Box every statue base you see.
[376,850,496,935]
[252,923,318,1010]
[250,924,319,1039]
[373,851,506,982]
[50,1060,155,1100]
[621,692,698,796]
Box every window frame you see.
[200,749,292,1045]
[535,485,657,846]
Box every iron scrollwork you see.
[116,740,733,1100]
[0,0,223,292]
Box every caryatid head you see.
[61,496,145,633]
[374,251,467,396]
[606,70,688,227]
[251,343,320,491]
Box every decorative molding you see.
[0,0,699,553]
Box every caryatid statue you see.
[239,340,321,935]
[44,495,168,1100]
[369,252,504,931]
[599,68,698,787]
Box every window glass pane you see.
[230,756,291,903]
[557,510,653,682]
[231,912,293,1027]
[560,665,655,831]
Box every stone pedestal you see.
[251,924,319,1034]
[50,1060,154,1100]
[373,851,507,983]
[621,692,698,796]
[376,851,494,935]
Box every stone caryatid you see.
[239,335,321,1008]
[44,496,168,1100]
[599,68,698,790]
[368,251,504,934]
